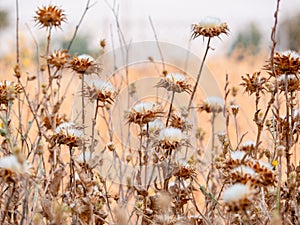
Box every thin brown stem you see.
[166,90,175,127]
[188,37,211,111]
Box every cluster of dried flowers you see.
[0,2,298,225]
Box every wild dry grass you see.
[0,0,299,225]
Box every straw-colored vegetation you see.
[0,0,299,224]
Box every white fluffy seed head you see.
[198,16,222,27]
[230,150,247,161]
[233,165,256,175]
[78,54,95,62]
[55,122,83,137]
[132,102,157,113]
[159,127,184,143]
[222,183,253,204]
[165,73,187,83]
[281,50,300,59]
[0,155,31,175]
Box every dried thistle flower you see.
[169,112,192,131]
[154,127,189,153]
[222,183,255,211]
[247,160,276,186]
[199,96,224,113]
[240,140,256,152]
[230,150,248,163]
[276,74,300,92]
[229,165,257,184]
[174,160,197,179]
[51,122,84,147]
[0,80,22,106]
[42,113,67,130]
[70,54,100,74]
[85,78,117,105]
[241,72,267,95]
[156,73,191,93]
[142,119,165,136]
[127,102,163,125]
[265,50,300,75]
[192,16,229,39]
[47,49,70,69]
[76,151,101,169]
[0,154,32,182]
[34,5,66,28]
[230,104,240,116]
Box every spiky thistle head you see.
[192,16,229,39]
[34,5,66,28]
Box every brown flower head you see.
[0,154,32,182]
[240,140,256,152]
[169,112,192,131]
[192,16,229,39]
[156,73,191,93]
[229,165,256,184]
[47,49,70,69]
[51,122,84,147]
[142,119,165,136]
[154,127,190,154]
[199,96,224,113]
[276,74,300,92]
[127,102,163,125]
[0,80,22,106]
[70,54,100,74]
[265,50,300,76]
[34,5,66,28]
[174,160,197,179]
[241,72,267,95]
[247,160,276,186]
[43,113,68,130]
[222,183,255,212]
[85,78,117,105]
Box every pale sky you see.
[1,0,300,55]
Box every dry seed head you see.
[0,154,32,181]
[156,73,191,93]
[265,50,300,75]
[127,102,163,125]
[230,150,248,161]
[230,165,257,184]
[70,54,100,74]
[85,78,117,104]
[0,80,22,106]
[222,183,255,211]
[47,49,70,69]
[192,16,229,38]
[241,72,267,95]
[174,160,197,179]
[230,104,239,116]
[51,122,84,147]
[34,5,66,28]
[42,113,67,130]
[247,160,276,186]
[142,119,165,135]
[240,140,255,152]
[106,142,115,151]
[276,74,300,92]
[199,96,224,113]
[233,165,256,176]
[169,112,192,131]
[155,127,189,152]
